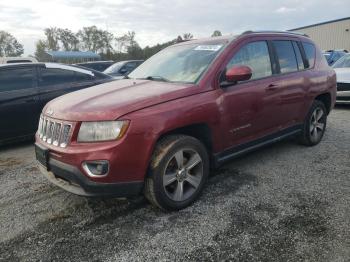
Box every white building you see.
[289,17,350,51]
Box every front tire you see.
[298,100,327,146]
[145,135,209,211]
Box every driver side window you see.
[227,41,272,80]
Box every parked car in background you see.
[0,57,38,64]
[103,60,144,79]
[332,54,350,103]
[323,50,348,65]
[75,61,114,72]
[35,31,336,211]
[0,63,113,145]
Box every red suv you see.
[35,31,336,210]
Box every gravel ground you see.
[0,107,349,262]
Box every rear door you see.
[267,39,307,129]
[0,65,40,140]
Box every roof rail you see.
[241,30,309,38]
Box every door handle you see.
[265,83,279,91]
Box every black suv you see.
[0,63,112,145]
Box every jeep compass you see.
[35,31,336,210]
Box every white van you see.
[0,57,38,64]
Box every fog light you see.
[82,161,109,177]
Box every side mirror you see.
[225,65,252,83]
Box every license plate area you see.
[35,144,50,170]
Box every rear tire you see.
[145,135,209,211]
[298,100,327,146]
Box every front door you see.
[220,40,281,149]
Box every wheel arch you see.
[157,123,213,154]
[315,92,332,114]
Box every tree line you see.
[0,27,223,62]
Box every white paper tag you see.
[194,45,222,51]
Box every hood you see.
[44,79,201,121]
[334,68,350,83]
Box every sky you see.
[0,0,349,56]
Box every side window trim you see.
[267,40,279,74]
[297,41,310,69]
[271,40,299,75]
[291,41,304,71]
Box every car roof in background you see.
[0,62,107,76]
[76,61,114,65]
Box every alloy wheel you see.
[163,149,203,202]
[309,107,325,143]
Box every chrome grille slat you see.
[52,123,61,146]
[37,116,71,148]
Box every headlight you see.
[77,120,129,142]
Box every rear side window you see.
[125,62,137,70]
[75,71,93,81]
[227,41,272,80]
[40,68,75,86]
[272,41,298,73]
[292,42,305,70]
[302,42,316,68]
[0,67,34,92]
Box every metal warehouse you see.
[289,17,350,51]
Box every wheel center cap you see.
[177,169,186,181]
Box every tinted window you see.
[0,67,34,92]
[302,42,316,68]
[75,71,93,81]
[273,41,298,73]
[227,41,272,80]
[40,68,75,86]
[292,42,305,70]
[125,62,137,70]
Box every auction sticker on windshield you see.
[194,45,222,51]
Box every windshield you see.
[333,54,350,68]
[128,43,225,83]
[104,61,125,74]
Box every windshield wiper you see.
[144,76,170,82]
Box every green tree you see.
[211,30,222,37]
[57,28,79,51]
[0,31,24,56]
[34,40,48,61]
[44,27,60,51]
[183,33,194,40]
[115,31,138,53]
[77,26,113,53]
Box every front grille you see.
[38,116,72,148]
[337,82,350,92]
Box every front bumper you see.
[38,157,144,197]
[336,83,350,103]
[336,91,350,104]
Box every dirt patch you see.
[0,157,22,168]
